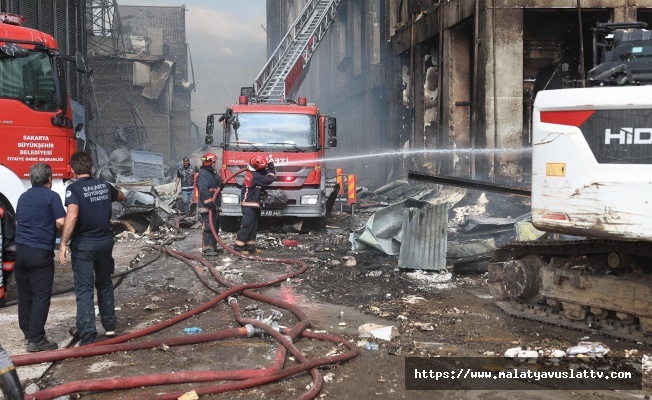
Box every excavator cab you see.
[588,21,652,85]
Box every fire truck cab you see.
[206,93,337,231]
[0,12,85,213]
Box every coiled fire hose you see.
[13,167,357,400]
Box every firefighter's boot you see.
[245,245,261,254]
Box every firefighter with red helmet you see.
[234,155,276,254]
[197,152,224,256]
[0,206,16,307]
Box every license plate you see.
[261,209,283,217]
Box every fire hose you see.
[14,167,357,400]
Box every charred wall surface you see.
[267,0,652,190]
[267,0,395,188]
[86,5,193,164]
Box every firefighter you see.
[197,152,224,256]
[234,156,276,254]
[0,206,16,308]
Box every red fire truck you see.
[0,13,84,213]
[205,92,337,231]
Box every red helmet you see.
[249,155,268,170]
[201,152,218,167]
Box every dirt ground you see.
[3,209,652,400]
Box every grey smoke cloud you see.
[117,0,267,123]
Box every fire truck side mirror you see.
[327,117,336,137]
[205,115,214,145]
[327,117,337,147]
[75,51,87,73]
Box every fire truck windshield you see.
[226,112,317,149]
[0,50,58,111]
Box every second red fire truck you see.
[205,91,337,231]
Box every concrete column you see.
[480,4,524,184]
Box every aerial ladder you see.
[253,0,342,103]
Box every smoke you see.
[116,0,266,125]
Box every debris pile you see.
[347,178,537,276]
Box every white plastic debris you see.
[517,350,539,359]
[413,322,434,331]
[342,256,357,267]
[358,323,399,341]
[551,349,566,358]
[504,347,521,358]
[178,390,199,400]
[405,270,453,283]
[642,354,652,374]
[566,342,610,357]
[24,383,40,395]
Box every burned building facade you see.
[267,0,652,188]
[87,4,194,165]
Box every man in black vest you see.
[174,156,198,215]
[59,151,125,346]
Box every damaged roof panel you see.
[142,60,174,99]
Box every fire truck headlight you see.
[222,194,240,204]
[300,195,319,205]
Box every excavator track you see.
[488,239,652,346]
[494,300,652,346]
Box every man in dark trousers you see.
[174,156,198,215]
[0,204,16,308]
[15,163,66,352]
[196,152,224,256]
[58,151,125,346]
[234,155,275,254]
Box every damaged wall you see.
[267,0,395,187]
[267,0,652,190]
[87,5,193,165]
[119,5,193,164]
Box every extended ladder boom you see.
[254,0,342,102]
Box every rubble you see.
[567,342,611,357]
[404,270,452,284]
[4,171,647,398]
[341,256,356,267]
[358,323,399,341]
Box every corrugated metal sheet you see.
[398,202,447,271]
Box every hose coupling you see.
[244,324,266,337]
